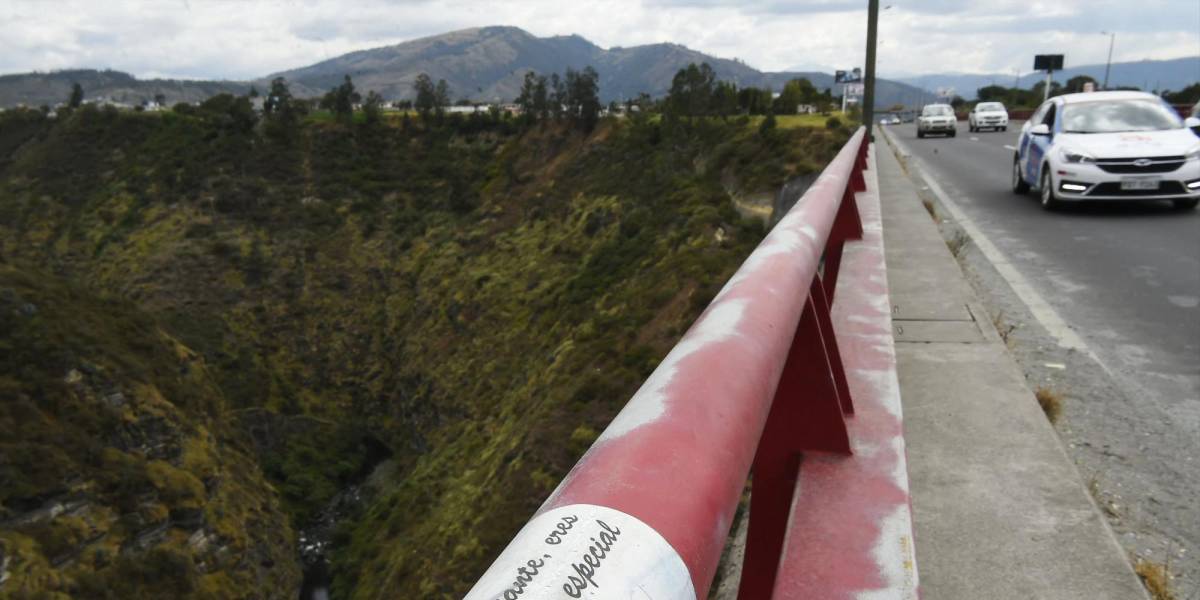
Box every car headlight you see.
[1186,145,1200,161]
[1059,147,1095,164]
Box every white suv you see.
[969,102,1009,132]
[1012,91,1200,210]
[917,104,956,138]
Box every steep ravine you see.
[0,105,849,598]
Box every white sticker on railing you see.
[464,503,696,600]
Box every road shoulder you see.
[875,130,1150,599]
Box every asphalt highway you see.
[889,119,1199,409]
[886,120,1200,593]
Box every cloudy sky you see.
[1,0,1197,80]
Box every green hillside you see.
[0,265,300,598]
[0,102,849,598]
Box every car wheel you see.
[917,130,924,138]
[1039,166,1061,210]
[1002,126,1008,132]
[949,130,956,137]
[1012,156,1030,194]
[1173,198,1199,210]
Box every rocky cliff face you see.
[0,267,301,598]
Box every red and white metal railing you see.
[465,127,914,600]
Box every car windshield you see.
[923,106,953,116]
[1060,100,1182,133]
[977,103,1005,112]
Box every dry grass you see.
[757,112,854,129]
[946,230,970,257]
[1087,473,1102,501]
[1034,387,1063,424]
[991,311,1017,344]
[1134,558,1176,600]
[922,198,940,222]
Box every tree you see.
[627,92,653,124]
[363,90,384,125]
[434,79,451,111]
[737,86,773,115]
[564,66,601,132]
[1064,74,1098,94]
[68,82,84,108]
[321,75,360,122]
[249,85,259,98]
[1164,83,1200,104]
[976,85,1008,102]
[199,93,258,133]
[413,73,437,116]
[265,76,292,115]
[712,81,739,119]
[533,75,549,120]
[515,72,551,125]
[549,74,566,119]
[665,63,717,120]
[759,110,777,137]
[1030,79,1063,101]
[774,78,817,114]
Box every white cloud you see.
[0,0,1196,80]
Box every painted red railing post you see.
[810,278,854,414]
[736,292,853,600]
[821,185,865,303]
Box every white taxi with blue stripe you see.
[1011,91,1200,210]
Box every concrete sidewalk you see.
[875,133,1150,599]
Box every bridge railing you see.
[465,127,888,600]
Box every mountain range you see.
[895,56,1200,100]
[1,26,1194,110]
[261,25,927,107]
[0,26,926,108]
[0,69,247,108]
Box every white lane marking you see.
[883,129,1115,378]
[1168,295,1199,308]
[1003,144,1017,151]
[970,136,979,141]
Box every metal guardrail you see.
[465,127,873,600]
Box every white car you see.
[1012,91,1200,210]
[917,104,956,138]
[969,102,1009,132]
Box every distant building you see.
[445,105,488,114]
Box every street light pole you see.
[863,0,880,139]
[1101,31,1116,90]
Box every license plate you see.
[1121,179,1159,191]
